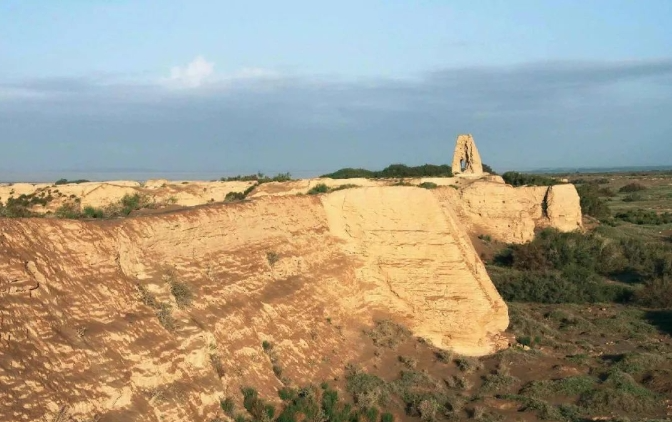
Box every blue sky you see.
[1,0,671,180]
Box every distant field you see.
[567,172,672,219]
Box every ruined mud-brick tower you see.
[451,134,484,175]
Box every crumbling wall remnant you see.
[452,134,483,175]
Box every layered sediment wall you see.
[0,180,582,421]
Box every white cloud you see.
[168,56,214,88]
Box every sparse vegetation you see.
[307,183,329,195]
[225,184,258,202]
[364,319,411,349]
[482,164,497,175]
[266,251,280,267]
[221,172,292,183]
[169,280,193,308]
[156,303,175,330]
[619,182,647,193]
[418,182,438,189]
[322,164,453,179]
[54,178,90,185]
[502,172,559,187]
[576,183,612,220]
[307,183,359,195]
[615,209,672,225]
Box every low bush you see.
[502,172,559,187]
[220,397,235,416]
[322,164,452,179]
[615,209,672,225]
[619,182,647,193]
[221,172,292,183]
[576,183,611,220]
[169,280,193,308]
[622,193,644,202]
[307,184,329,195]
[482,163,497,175]
[83,206,105,218]
[492,227,672,306]
[364,320,411,349]
[417,182,438,189]
[55,178,90,185]
[225,191,246,202]
[635,278,672,308]
[490,229,644,304]
[577,370,659,413]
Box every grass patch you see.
[480,373,518,393]
[520,376,596,399]
[578,370,659,413]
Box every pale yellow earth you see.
[0,175,582,421]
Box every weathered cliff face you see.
[0,181,582,421]
[438,181,583,244]
[1,187,510,422]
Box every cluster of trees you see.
[322,164,454,179]
[221,172,292,183]
[501,172,559,187]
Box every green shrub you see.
[615,209,672,225]
[220,397,235,416]
[156,303,175,330]
[478,234,492,242]
[266,251,280,267]
[381,412,394,422]
[54,203,81,219]
[635,278,672,308]
[321,168,376,179]
[502,172,559,187]
[418,182,438,189]
[346,368,389,407]
[578,370,658,413]
[619,182,647,193]
[491,267,632,304]
[54,178,90,185]
[364,320,411,349]
[225,191,247,202]
[221,172,292,183]
[576,183,611,220]
[169,280,192,308]
[272,364,283,377]
[482,164,497,175]
[622,193,644,202]
[454,356,483,373]
[278,387,296,401]
[331,184,359,192]
[121,193,151,215]
[322,164,452,179]
[308,184,329,195]
[83,206,105,218]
